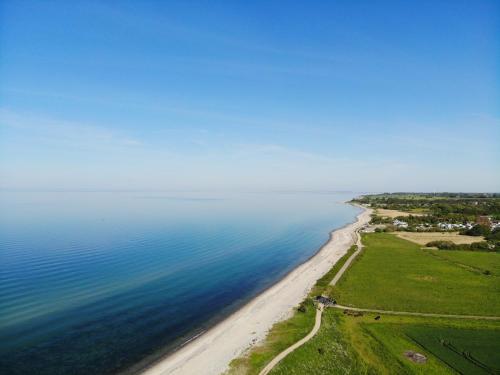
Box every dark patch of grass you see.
[404,326,500,375]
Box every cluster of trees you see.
[425,240,494,252]
[361,194,500,251]
[461,224,491,236]
[425,227,499,252]
[353,194,500,220]
[370,215,392,224]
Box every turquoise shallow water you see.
[0,191,360,374]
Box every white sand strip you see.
[142,205,372,375]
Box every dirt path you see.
[258,304,324,375]
[257,224,368,375]
[330,228,500,321]
[257,222,369,375]
[329,227,363,286]
[331,304,500,320]
[258,222,500,375]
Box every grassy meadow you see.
[331,233,500,316]
[425,249,500,276]
[228,229,500,375]
[271,310,500,375]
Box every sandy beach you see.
[142,204,372,375]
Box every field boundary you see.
[331,304,500,320]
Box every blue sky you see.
[0,0,498,192]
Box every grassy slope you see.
[226,246,357,375]
[331,233,500,316]
[268,309,376,375]
[273,310,500,375]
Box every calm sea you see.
[0,191,360,374]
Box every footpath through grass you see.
[226,245,357,375]
[331,233,500,316]
[271,307,500,375]
[229,232,500,375]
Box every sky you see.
[0,0,499,192]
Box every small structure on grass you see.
[404,350,427,364]
[315,295,336,306]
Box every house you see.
[477,216,491,226]
[393,219,408,228]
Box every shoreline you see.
[142,203,372,375]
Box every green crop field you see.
[273,311,500,375]
[331,233,500,316]
[404,326,500,374]
[229,234,500,375]
[425,249,500,276]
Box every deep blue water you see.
[0,192,360,374]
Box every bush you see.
[297,303,307,313]
[486,228,500,241]
[426,240,455,249]
[462,224,491,237]
[370,215,392,224]
[426,240,492,251]
[384,224,397,232]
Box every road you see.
[329,227,363,286]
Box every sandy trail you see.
[142,205,372,375]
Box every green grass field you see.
[404,326,500,374]
[229,234,500,375]
[272,311,500,375]
[331,233,500,316]
[425,249,500,276]
[268,309,377,375]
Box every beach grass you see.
[331,233,500,316]
[226,246,357,375]
[267,309,375,374]
[228,298,316,375]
